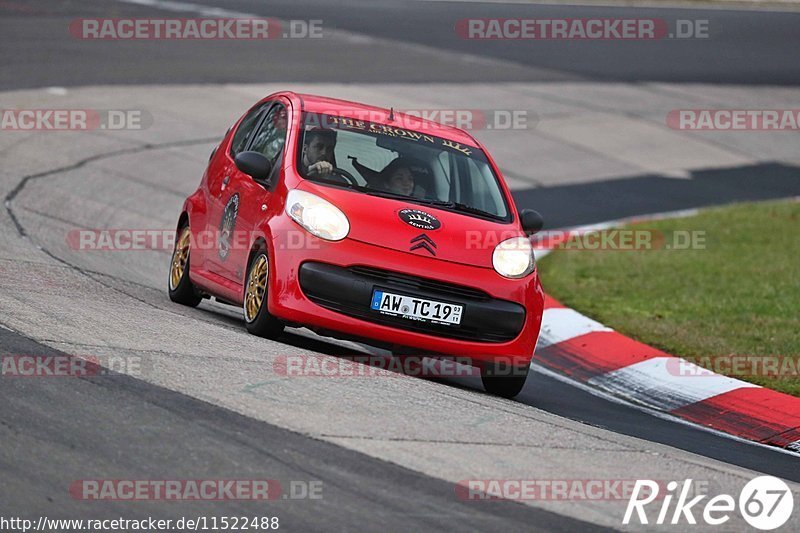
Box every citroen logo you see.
[410,234,437,256]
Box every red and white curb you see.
[535,295,800,453]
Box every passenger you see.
[379,157,428,197]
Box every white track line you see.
[587,356,759,411]
[533,362,800,458]
[536,307,613,349]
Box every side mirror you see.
[235,151,272,183]
[519,209,544,235]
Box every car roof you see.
[281,92,481,148]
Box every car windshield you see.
[296,113,510,221]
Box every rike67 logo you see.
[624,476,794,530]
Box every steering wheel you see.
[330,167,359,186]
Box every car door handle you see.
[221,176,230,190]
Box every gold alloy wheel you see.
[169,227,192,291]
[244,254,268,323]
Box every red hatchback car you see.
[169,92,545,397]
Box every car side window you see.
[249,104,288,165]
[230,103,269,157]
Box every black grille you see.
[298,262,526,344]
[349,266,490,301]
[305,293,516,342]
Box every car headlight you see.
[492,236,535,278]
[285,189,349,241]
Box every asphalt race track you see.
[1,0,799,531]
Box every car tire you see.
[168,224,203,307]
[243,250,284,339]
[481,362,529,398]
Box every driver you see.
[302,128,337,178]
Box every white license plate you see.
[370,290,463,326]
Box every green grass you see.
[538,199,800,396]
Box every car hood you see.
[298,181,522,268]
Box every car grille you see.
[348,266,490,301]
[298,262,524,343]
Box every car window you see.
[230,103,269,157]
[465,157,506,216]
[250,104,288,165]
[296,113,510,221]
[335,133,395,181]
[438,151,453,180]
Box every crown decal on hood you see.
[398,208,441,231]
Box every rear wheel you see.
[244,251,284,339]
[168,225,202,307]
[481,362,529,398]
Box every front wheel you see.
[168,225,202,307]
[243,251,284,339]
[481,362,529,398]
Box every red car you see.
[169,92,545,397]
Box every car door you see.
[212,102,289,286]
[204,102,272,283]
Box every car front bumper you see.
[266,220,544,367]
